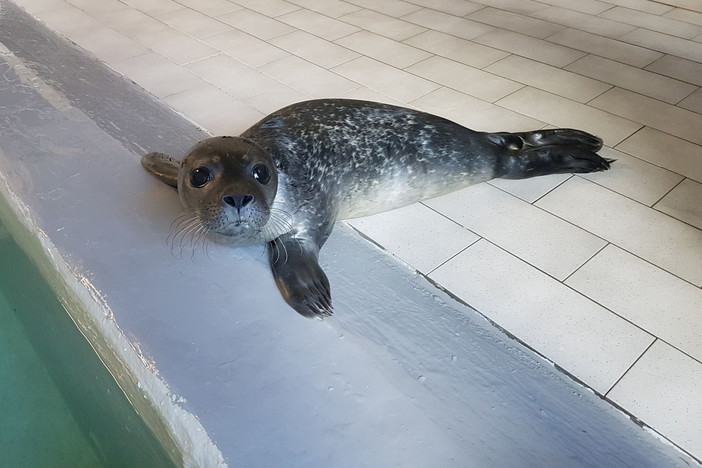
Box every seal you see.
[142,99,611,318]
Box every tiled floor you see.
[12,0,702,462]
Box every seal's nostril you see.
[223,194,254,209]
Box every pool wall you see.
[0,2,696,466]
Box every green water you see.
[0,220,178,468]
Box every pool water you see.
[0,219,177,467]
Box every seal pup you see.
[142,99,611,318]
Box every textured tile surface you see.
[616,127,702,183]
[429,240,654,394]
[347,203,480,274]
[547,28,662,68]
[537,177,702,286]
[567,245,702,362]
[608,340,702,461]
[485,55,611,103]
[590,88,702,146]
[425,184,607,280]
[565,55,697,104]
[654,178,702,229]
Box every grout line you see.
[561,241,609,284]
[605,338,657,397]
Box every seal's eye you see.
[190,166,212,188]
[252,164,271,185]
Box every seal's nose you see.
[223,194,254,209]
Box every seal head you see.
[144,136,285,246]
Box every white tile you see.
[185,54,283,99]
[277,8,360,41]
[467,7,565,39]
[340,87,406,105]
[37,6,108,39]
[429,239,654,394]
[565,55,697,105]
[590,87,702,147]
[335,31,431,68]
[607,340,702,461]
[664,7,702,26]
[401,8,494,40]
[243,84,310,115]
[485,55,610,103]
[410,87,546,133]
[531,7,636,38]
[547,28,662,68]
[405,0,483,16]
[287,0,361,18]
[403,30,508,69]
[170,0,242,15]
[258,56,359,97]
[597,0,673,15]
[488,174,572,203]
[497,87,641,146]
[346,0,421,17]
[68,0,128,16]
[122,0,183,16]
[473,0,548,15]
[202,30,289,67]
[270,30,359,69]
[619,28,702,63]
[425,184,607,280]
[473,29,586,68]
[94,8,170,40]
[655,178,702,229]
[230,0,300,17]
[70,27,151,64]
[332,56,439,103]
[601,7,702,40]
[679,88,702,114]
[569,245,702,361]
[347,203,480,273]
[579,147,683,206]
[617,127,702,183]
[162,85,265,135]
[407,56,523,102]
[536,177,702,286]
[111,52,207,98]
[136,28,219,65]
[645,55,702,87]
[218,8,296,40]
[534,0,612,15]
[339,9,426,41]
[158,7,234,39]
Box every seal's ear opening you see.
[142,152,179,188]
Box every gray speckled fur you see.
[243,100,497,235]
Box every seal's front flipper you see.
[268,237,332,318]
[142,152,180,188]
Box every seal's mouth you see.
[231,220,250,228]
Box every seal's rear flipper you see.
[499,146,613,179]
[142,152,180,188]
[489,129,603,153]
[268,237,333,319]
